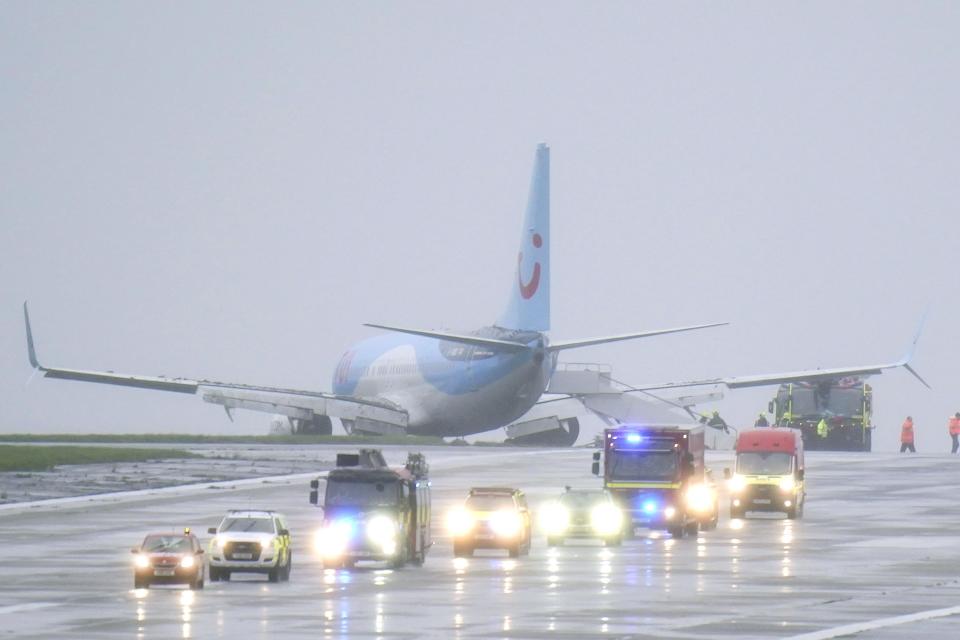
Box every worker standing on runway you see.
[899,416,915,453]
[816,418,829,439]
[754,413,769,428]
[949,412,960,454]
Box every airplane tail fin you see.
[498,143,550,331]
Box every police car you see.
[207,510,292,582]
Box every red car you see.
[131,529,205,589]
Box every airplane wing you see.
[547,322,728,352]
[622,319,930,392]
[23,303,408,428]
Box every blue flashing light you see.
[641,499,658,515]
[626,434,643,445]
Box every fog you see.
[2,3,958,451]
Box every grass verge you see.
[0,445,199,472]
[0,433,447,446]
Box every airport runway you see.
[1,445,959,639]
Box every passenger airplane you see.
[22,144,926,444]
[22,144,725,441]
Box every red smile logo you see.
[518,232,543,300]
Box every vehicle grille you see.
[750,484,776,498]
[224,541,262,561]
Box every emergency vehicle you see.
[770,378,873,451]
[727,428,805,519]
[206,510,292,582]
[310,449,431,569]
[592,425,718,539]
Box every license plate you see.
[753,498,772,505]
[154,568,175,576]
[232,553,253,559]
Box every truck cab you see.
[310,449,431,569]
[728,428,805,519]
[592,425,718,539]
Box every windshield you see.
[738,452,793,475]
[142,535,192,553]
[559,492,606,510]
[827,389,862,416]
[782,387,817,415]
[325,479,400,507]
[609,450,678,482]
[466,495,514,511]
[220,517,275,534]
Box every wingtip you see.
[904,363,931,390]
[23,301,41,369]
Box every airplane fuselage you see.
[332,327,557,437]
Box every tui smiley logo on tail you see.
[518,232,543,299]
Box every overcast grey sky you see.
[2,2,958,450]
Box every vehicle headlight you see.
[778,476,796,492]
[446,508,475,536]
[729,474,747,492]
[590,503,623,536]
[539,502,570,535]
[686,484,715,514]
[489,510,522,537]
[180,555,195,569]
[314,519,355,558]
[367,515,397,548]
[664,506,677,519]
[134,554,151,569]
[211,536,225,551]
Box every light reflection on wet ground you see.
[2,445,960,638]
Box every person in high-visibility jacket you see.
[816,418,829,438]
[900,416,916,453]
[949,412,960,454]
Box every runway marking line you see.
[787,604,960,639]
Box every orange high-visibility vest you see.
[901,419,914,444]
[950,417,960,436]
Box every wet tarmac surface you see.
[1,445,959,639]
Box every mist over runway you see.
[1,445,958,639]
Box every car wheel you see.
[268,566,280,583]
[209,568,220,582]
[222,571,231,582]
[508,544,520,558]
[284,553,292,581]
[192,574,204,590]
[667,524,684,539]
[453,542,472,558]
[134,577,148,589]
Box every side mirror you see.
[196,549,204,555]
[591,461,600,476]
[592,451,601,462]
[723,468,731,479]
[309,490,319,505]
[279,529,290,537]
[207,527,217,535]
[310,479,319,490]
[130,547,140,554]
